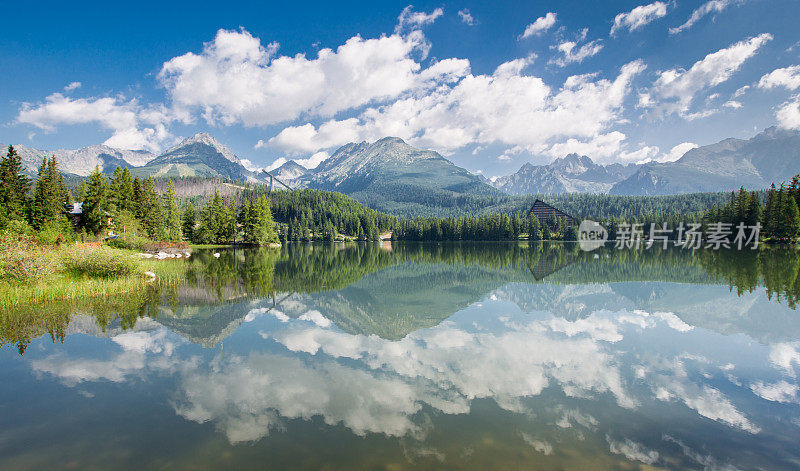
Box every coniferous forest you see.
[3,144,800,244]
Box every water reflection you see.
[2,243,800,469]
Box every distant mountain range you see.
[491,153,638,195]
[610,127,800,195]
[4,126,800,213]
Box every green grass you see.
[0,242,189,309]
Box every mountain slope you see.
[1,143,155,177]
[611,127,800,195]
[271,160,307,186]
[492,154,637,195]
[302,137,501,216]
[132,133,259,182]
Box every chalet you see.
[527,199,575,226]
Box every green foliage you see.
[139,177,165,239]
[195,191,236,244]
[80,166,109,234]
[0,237,59,283]
[0,145,31,224]
[239,196,279,245]
[182,203,196,241]
[62,246,140,278]
[31,156,71,230]
[109,167,135,212]
[162,180,182,242]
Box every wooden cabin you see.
[527,199,575,226]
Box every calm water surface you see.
[2,243,800,470]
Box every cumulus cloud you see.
[16,92,175,152]
[519,12,556,39]
[458,9,476,26]
[64,81,81,91]
[663,142,699,162]
[158,28,458,128]
[642,33,772,118]
[670,0,738,35]
[776,98,800,130]
[610,2,669,36]
[758,65,800,91]
[268,59,645,159]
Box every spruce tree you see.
[140,178,164,239]
[162,180,181,242]
[81,166,109,235]
[31,157,70,230]
[0,145,31,223]
[182,203,196,242]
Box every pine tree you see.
[139,178,164,239]
[109,167,135,212]
[81,166,109,235]
[0,145,31,223]
[162,180,181,242]
[182,203,196,242]
[31,157,70,230]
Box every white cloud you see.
[395,6,444,33]
[606,436,659,464]
[16,92,175,152]
[643,33,772,118]
[458,9,476,26]
[662,142,699,162]
[296,151,330,169]
[548,131,628,161]
[776,97,800,130]
[750,380,799,403]
[618,145,660,163]
[758,65,800,91]
[768,342,800,375]
[670,0,738,35]
[158,28,461,128]
[64,81,81,91]
[723,100,742,109]
[550,38,604,67]
[610,2,669,36]
[268,60,645,160]
[520,12,556,39]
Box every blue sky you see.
[2,0,800,177]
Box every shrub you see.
[34,217,76,246]
[0,237,59,283]
[63,246,140,278]
[2,219,34,237]
[107,235,151,251]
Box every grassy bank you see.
[0,237,188,309]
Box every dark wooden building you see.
[527,199,575,226]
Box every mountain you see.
[491,153,638,195]
[132,133,260,182]
[271,160,307,186]
[0,143,155,177]
[611,127,800,195]
[301,137,500,215]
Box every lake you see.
[1,242,800,470]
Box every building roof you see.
[527,199,575,222]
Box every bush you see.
[107,235,151,251]
[34,217,76,246]
[2,219,34,237]
[0,236,59,283]
[63,246,140,278]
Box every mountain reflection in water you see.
[1,242,799,470]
